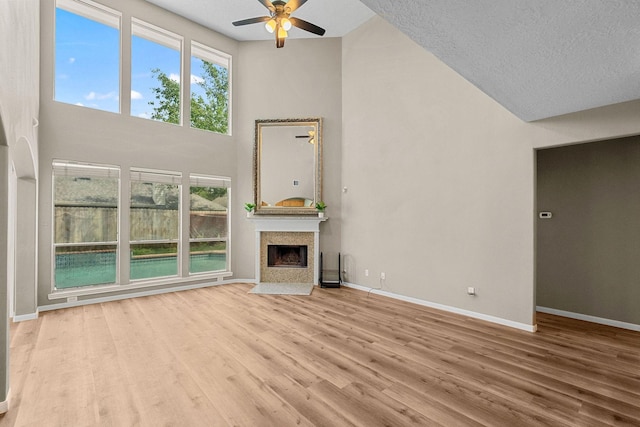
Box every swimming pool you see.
[55,252,227,289]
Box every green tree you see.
[190,186,227,201]
[148,61,229,134]
[191,61,229,134]
[148,69,180,125]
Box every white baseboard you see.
[12,312,38,323]
[342,282,537,333]
[38,279,253,313]
[537,306,640,332]
[0,389,9,414]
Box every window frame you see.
[51,160,121,291]
[190,41,233,135]
[131,18,184,124]
[54,0,122,113]
[129,167,183,282]
[189,174,231,275]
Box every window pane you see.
[55,6,120,113]
[190,53,229,134]
[55,245,117,289]
[53,162,120,290]
[190,242,227,274]
[130,243,178,280]
[130,182,180,241]
[132,21,181,123]
[54,175,118,244]
[189,186,228,239]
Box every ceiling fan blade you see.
[284,0,308,13]
[257,0,276,13]
[289,17,326,36]
[232,16,271,26]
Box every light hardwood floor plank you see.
[1,283,638,426]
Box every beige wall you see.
[234,38,343,279]
[537,136,640,325]
[0,0,40,406]
[342,17,640,326]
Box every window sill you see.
[48,271,233,300]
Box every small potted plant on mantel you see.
[244,202,256,217]
[315,201,327,218]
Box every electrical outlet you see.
[380,272,386,280]
[365,269,369,277]
[467,287,476,296]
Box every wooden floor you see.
[1,283,639,426]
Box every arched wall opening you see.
[11,136,38,321]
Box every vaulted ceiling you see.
[146,0,640,122]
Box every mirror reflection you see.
[254,118,322,215]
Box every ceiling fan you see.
[232,0,326,48]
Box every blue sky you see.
[55,8,209,119]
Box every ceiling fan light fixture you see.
[280,17,292,31]
[265,19,276,33]
[232,0,326,49]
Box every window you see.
[55,0,121,113]
[130,169,182,281]
[190,41,231,134]
[131,19,183,123]
[189,175,230,274]
[53,161,120,289]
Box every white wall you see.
[341,17,640,327]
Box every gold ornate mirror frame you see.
[254,118,323,215]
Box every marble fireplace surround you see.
[250,216,327,285]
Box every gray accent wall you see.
[537,137,640,325]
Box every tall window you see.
[130,169,182,281]
[55,0,121,113]
[131,19,183,123]
[189,175,230,274]
[190,41,231,135]
[53,162,120,289]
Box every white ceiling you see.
[144,0,376,41]
[146,0,640,122]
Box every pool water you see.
[55,252,226,289]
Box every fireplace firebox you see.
[267,245,308,268]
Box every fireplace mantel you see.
[248,216,327,284]
[248,215,327,232]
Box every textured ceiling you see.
[147,0,640,122]
[360,0,640,121]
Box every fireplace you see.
[249,216,326,284]
[268,245,308,268]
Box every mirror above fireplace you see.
[254,118,323,215]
